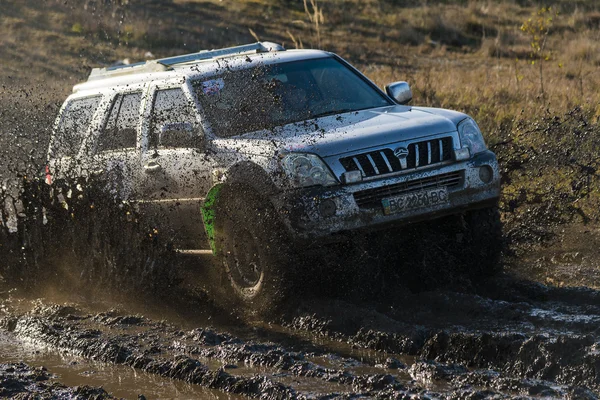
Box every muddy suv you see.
[46,42,501,311]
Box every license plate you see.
[382,187,448,215]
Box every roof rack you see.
[87,42,285,82]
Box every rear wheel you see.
[215,188,293,317]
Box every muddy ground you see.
[0,361,116,399]
[2,246,600,399]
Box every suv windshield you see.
[193,57,391,137]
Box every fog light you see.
[479,166,493,183]
[342,170,362,184]
[319,199,337,218]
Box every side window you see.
[97,91,142,152]
[150,88,200,149]
[51,95,102,158]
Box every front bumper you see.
[273,150,500,241]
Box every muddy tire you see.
[214,187,293,317]
[460,205,503,279]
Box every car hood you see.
[211,105,468,160]
[229,105,465,158]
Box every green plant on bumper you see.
[200,184,223,255]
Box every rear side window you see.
[149,88,199,149]
[51,95,102,158]
[97,92,142,152]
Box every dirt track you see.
[1,266,600,398]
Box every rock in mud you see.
[92,311,146,326]
[351,327,425,355]
[375,357,407,370]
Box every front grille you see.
[353,171,463,209]
[339,137,453,178]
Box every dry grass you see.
[3,0,600,133]
[2,1,600,115]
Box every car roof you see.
[72,46,332,95]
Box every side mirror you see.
[385,81,412,105]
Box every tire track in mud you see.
[2,277,600,399]
[0,301,446,399]
[2,307,295,398]
[281,276,600,398]
[0,362,116,399]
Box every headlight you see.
[280,153,338,187]
[458,118,487,155]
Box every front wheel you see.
[222,218,267,300]
[215,189,294,317]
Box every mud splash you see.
[0,136,599,399]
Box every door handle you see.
[144,162,162,173]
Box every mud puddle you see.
[0,293,495,398]
[3,275,600,399]
[2,240,600,398]
[0,330,242,399]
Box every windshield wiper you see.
[309,108,357,119]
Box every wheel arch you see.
[201,161,281,255]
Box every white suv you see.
[45,42,501,312]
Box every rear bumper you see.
[272,150,500,241]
